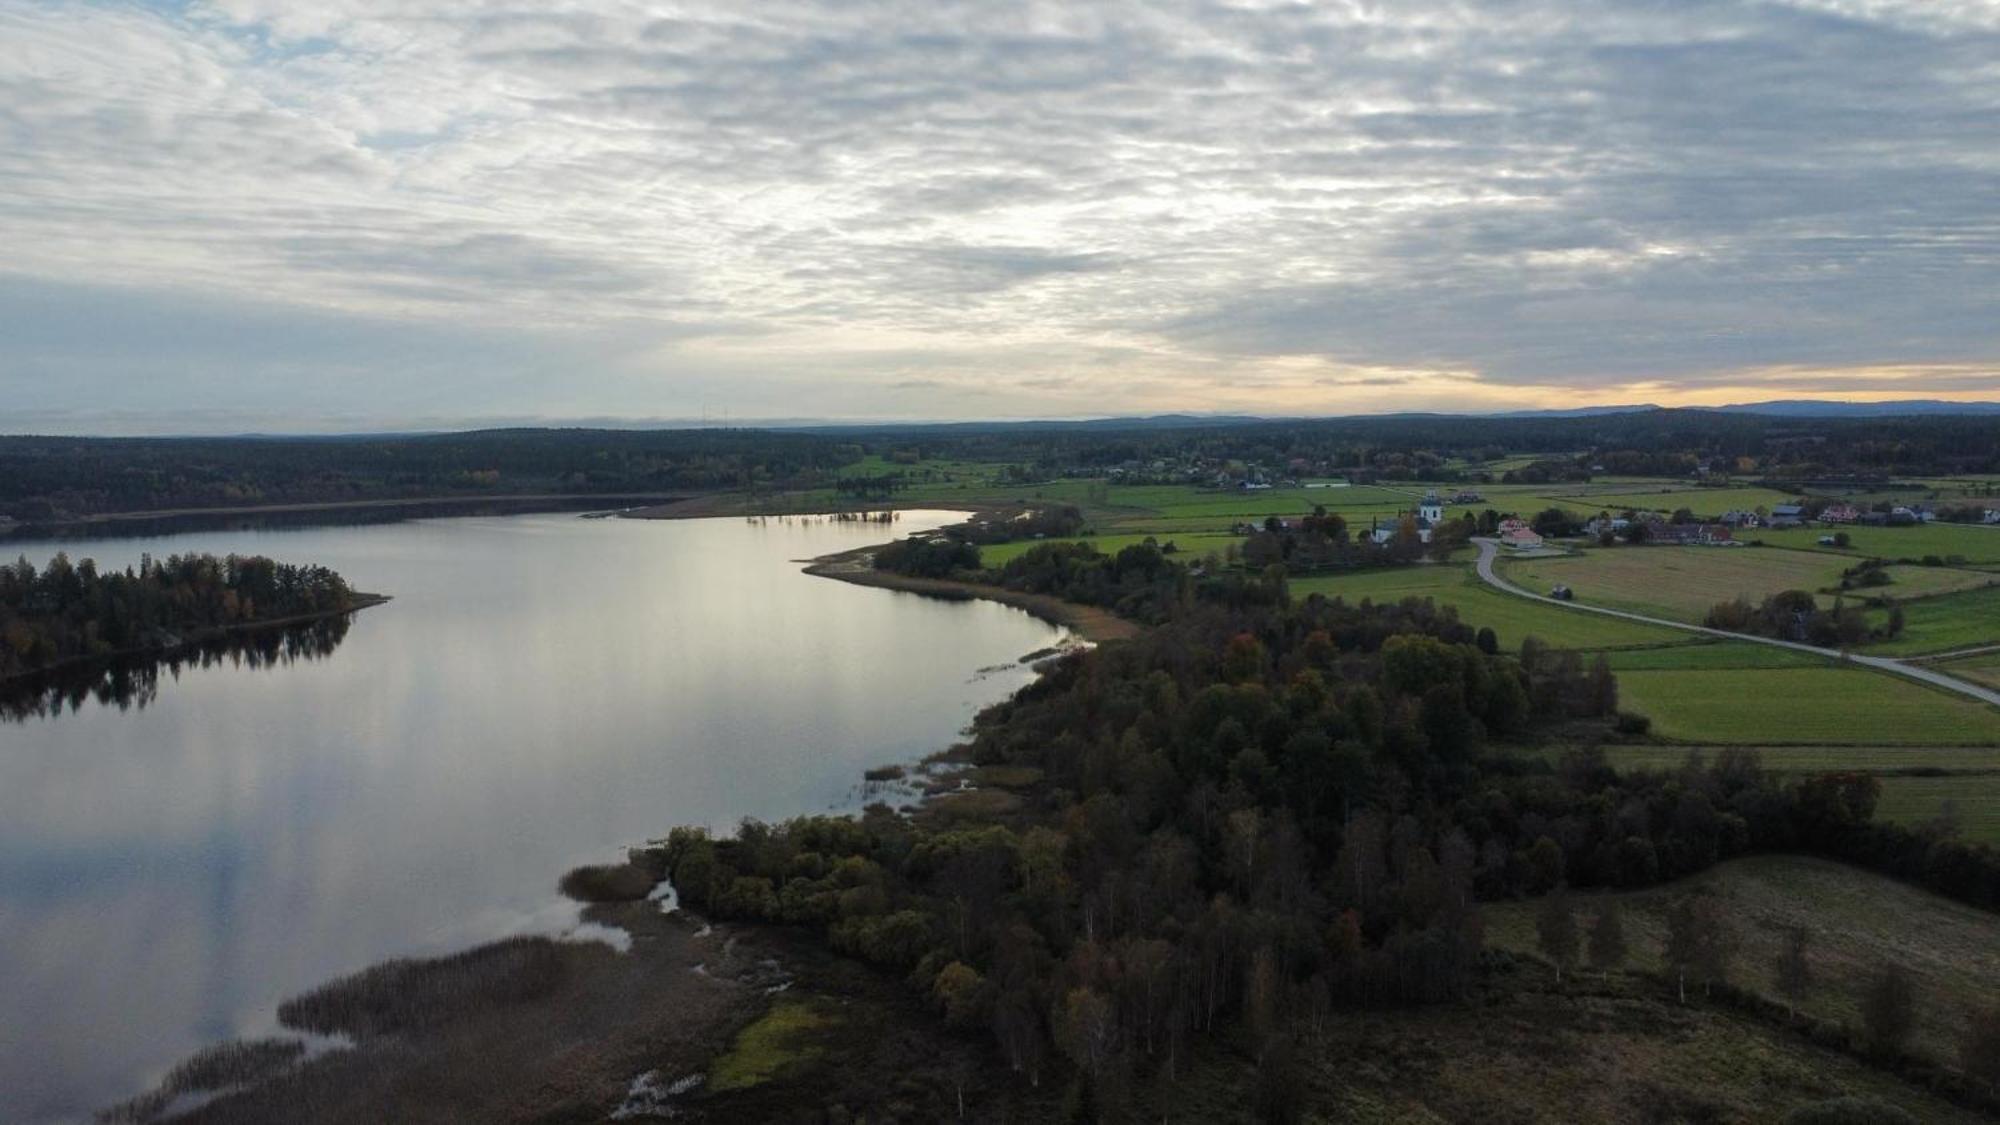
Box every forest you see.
[654,579,2000,1120]
[8,410,2000,523]
[0,429,851,520]
[0,552,359,679]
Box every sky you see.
[1,0,1997,433]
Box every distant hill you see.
[1707,398,2000,418]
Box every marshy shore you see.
[802,544,1141,644]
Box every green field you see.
[1614,665,2000,744]
[1502,546,1847,623]
[1875,774,2000,846]
[1291,565,1688,650]
[1939,652,2000,689]
[1488,855,2000,1065]
[1876,564,2000,599]
[1864,585,2000,655]
[1753,522,2000,564]
[1596,641,1835,671]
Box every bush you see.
[1614,711,1652,736]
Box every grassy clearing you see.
[1615,665,2000,744]
[708,999,836,1092]
[1215,961,1992,1124]
[1503,546,1847,623]
[1487,855,2000,1065]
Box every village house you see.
[1985,509,2000,525]
[1818,503,1860,524]
[1494,517,1543,549]
[1718,510,1761,528]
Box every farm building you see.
[1719,510,1761,528]
[1818,503,1860,524]
[1769,504,1806,528]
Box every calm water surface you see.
[0,512,1064,1123]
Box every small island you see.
[1,551,383,684]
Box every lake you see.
[0,512,1065,1124]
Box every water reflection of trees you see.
[0,616,350,722]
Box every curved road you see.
[1469,538,2000,709]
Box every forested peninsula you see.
[0,552,376,682]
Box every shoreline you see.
[801,543,1142,644]
[0,593,391,688]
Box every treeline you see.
[0,615,351,722]
[0,552,357,678]
[828,409,2000,480]
[1238,508,1475,570]
[0,429,853,520]
[1703,590,1898,647]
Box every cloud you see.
[0,0,1995,430]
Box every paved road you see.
[1469,538,2000,709]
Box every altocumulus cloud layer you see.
[1,0,1997,431]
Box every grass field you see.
[1291,565,1689,650]
[1875,564,2000,599]
[1864,585,2000,655]
[1875,774,2000,846]
[1614,665,2000,744]
[1753,522,2000,564]
[1596,641,1835,671]
[1487,854,2000,1065]
[1939,652,2000,688]
[1502,546,1847,623]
